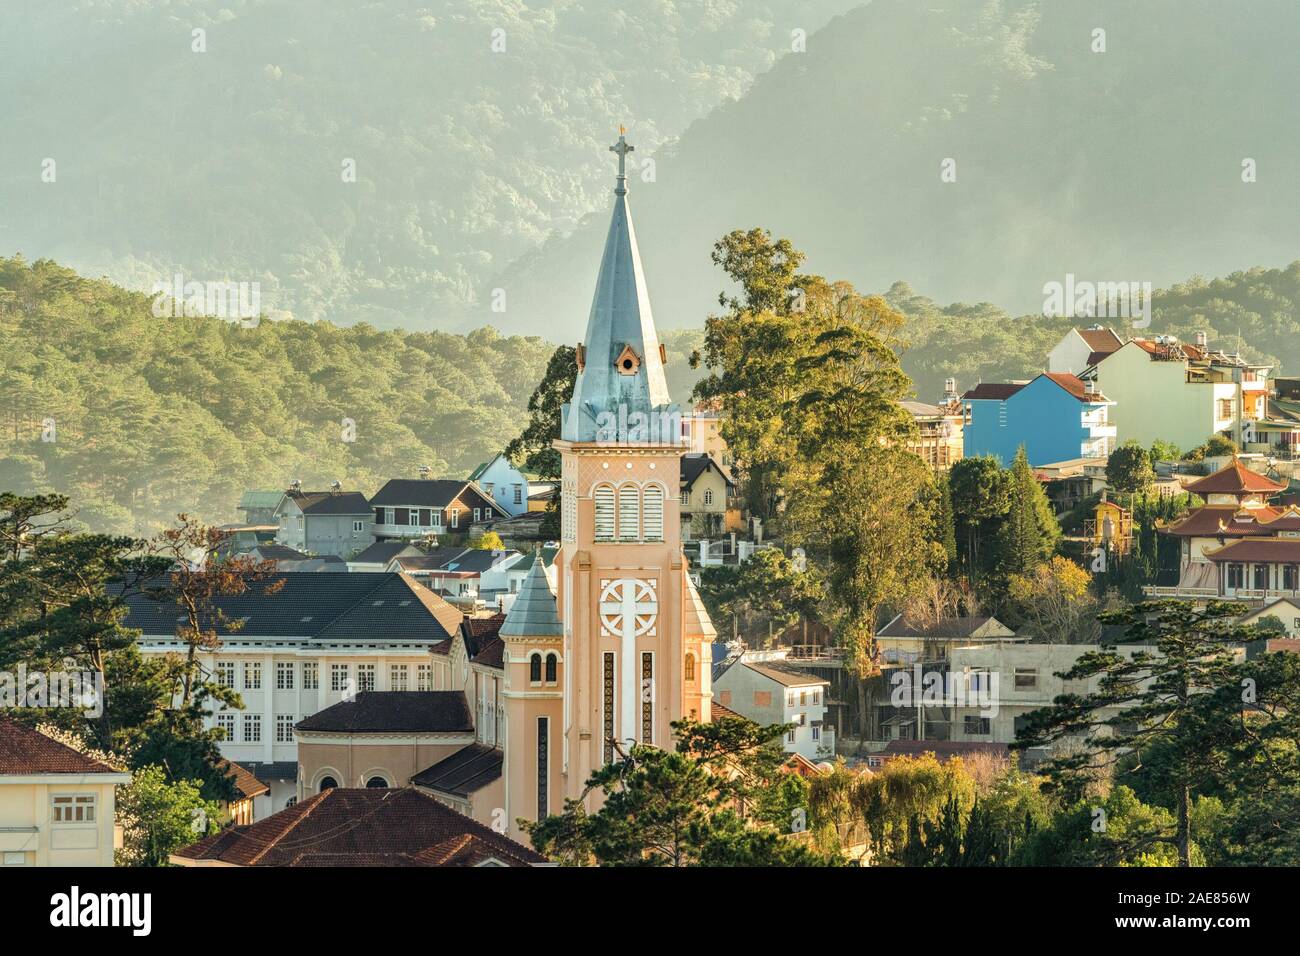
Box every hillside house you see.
[468,453,530,517]
[370,478,507,542]
[273,488,373,558]
[712,659,834,761]
[962,373,1116,466]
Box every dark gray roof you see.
[351,541,423,564]
[742,661,830,688]
[247,544,311,561]
[235,760,298,783]
[370,479,485,509]
[283,490,371,516]
[412,744,504,797]
[876,615,1015,640]
[680,453,734,488]
[296,692,472,734]
[499,558,563,637]
[120,573,462,643]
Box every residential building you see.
[903,383,966,471]
[385,547,522,606]
[1241,598,1300,638]
[215,759,269,825]
[1242,376,1300,460]
[679,452,740,540]
[681,402,732,468]
[0,719,131,867]
[469,453,530,517]
[1085,334,1271,450]
[962,372,1116,466]
[237,489,285,525]
[947,642,1160,755]
[170,787,546,867]
[713,658,833,761]
[122,571,464,811]
[369,478,506,541]
[875,614,1021,665]
[1047,325,1124,376]
[1145,460,1297,599]
[273,487,373,558]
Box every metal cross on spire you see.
[609,126,634,195]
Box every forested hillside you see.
[0,256,560,534]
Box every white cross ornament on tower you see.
[610,128,634,194]
[599,578,657,748]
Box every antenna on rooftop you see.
[330,480,342,493]
[418,464,431,479]
[289,478,302,493]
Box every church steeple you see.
[561,129,677,444]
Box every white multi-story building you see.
[124,572,464,814]
[712,655,834,761]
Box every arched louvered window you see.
[617,483,640,541]
[643,484,664,541]
[594,484,615,541]
[685,654,696,682]
[545,653,557,683]
[703,489,714,506]
[529,653,542,684]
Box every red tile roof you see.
[1042,371,1109,402]
[1205,538,1300,563]
[172,787,546,866]
[1078,327,1124,353]
[1163,504,1294,537]
[0,720,119,775]
[220,759,270,801]
[1185,461,1287,496]
[710,699,746,722]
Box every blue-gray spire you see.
[499,556,563,638]
[561,130,679,444]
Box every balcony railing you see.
[786,645,844,661]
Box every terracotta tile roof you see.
[411,743,503,797]
[962,383,1024,401]
[220,758,270,800]
[710,699,747,722]
[1041,371,1109,402]
[295,691,473,734]
[1077,327,1124,353]
[1267,639,1300,654]
[1164,504,1286,537]
[172,787,546,866]
[1205,538,1300,563]
[0,719,119,775]
[1185,460,1287,496]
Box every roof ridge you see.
[245,789,332,865]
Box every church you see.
[291,132,718,844]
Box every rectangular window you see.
[451,510,459,529]
[276,662,295,690]
[353,520,365,533]
[419,508,432,527]
[537,717,549,820]
[244,662,261,690]
[216,713,236,740]
[1284,565,1299,590]
[408,510,420,527]
[641,652,654,744]
[1014,668,1038,689]
[331,664,350,692]
[417,664,432,691]
[514,485,523,505]
[374,507,386,525]
[303,662,319,690]
[603,653,616,764]
[243,714,262,743]
[357,664,376,692]
[1254,564,1270,590]
[964,716,991,735]
[51,795,96,825]
[680,491,690,507]
[474,508,482,522]
[753,691,772,707]
[216,662,236,688]
[276,714,295,743]
[812,725,821,741]
[395,507,409,526]
[786,729,796,744]
[390,664,409,691]
[1228,563,1245,589]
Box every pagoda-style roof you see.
[1184,460,1286,497]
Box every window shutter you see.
[594,485,615,540]
[617,484,640,540]
[642,485,664,540]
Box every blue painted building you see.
[961,372,1116,466]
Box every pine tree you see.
[995,446,1059,580]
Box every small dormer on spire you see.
[560,128,679,444]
